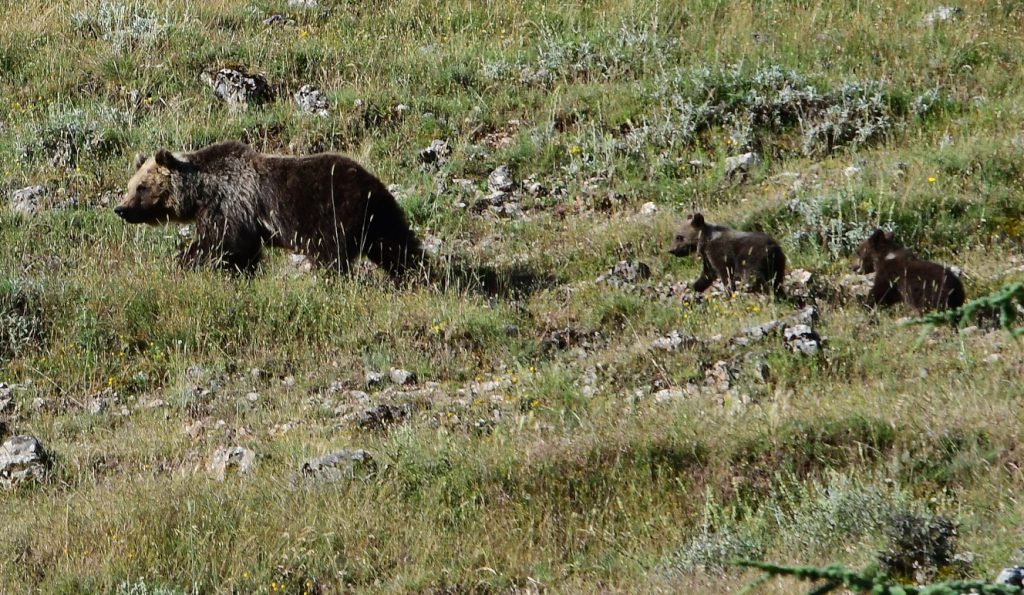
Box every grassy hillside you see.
[1,0,1023,592]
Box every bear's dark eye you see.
[136,184,148,192]
[676,234,685,241]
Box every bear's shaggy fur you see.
[854,229,965,312]
[115,141,424,279]
[669,213,786,296]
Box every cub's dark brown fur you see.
[854,229,965,312]
[669,213,786,296]
[115,141,423,279]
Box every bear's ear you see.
[133,153,147,169]
[869,228,886,244]
[690,213,705,228]
[154,149,183,169]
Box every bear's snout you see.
[114,204,149,224]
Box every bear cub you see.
[669,213,786,296]
[854,229,965,312]
[115,141,424,280]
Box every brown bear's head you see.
[669,213,705,257]
[115,149,191,225]
[853,228,897,273]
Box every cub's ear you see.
[690,213,705,227]
[869,228,886,243]
[154,149,184,169]
[133,153,147,169]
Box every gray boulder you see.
[301,449,376,482]
[0,435,48,488]
[207,446,256,481]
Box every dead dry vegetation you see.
[1,0,1023,593]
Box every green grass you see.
[2,0,1024,592]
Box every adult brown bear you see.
[115,141,424,280]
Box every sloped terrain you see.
[1,1,1023,592]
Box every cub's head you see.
[669,213,706,257]
[853,228,898,273]
[115,150,191,225]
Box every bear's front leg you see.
[182,216,263,275]
[178,240,211,270]
[866,276,901,308]
[691,258,718,293]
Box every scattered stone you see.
[245,392,259,403]
[288,0,319,8]
[365,371,385,389]
[294,84,329,116]
[788,268,814,288]
[750,358,771,383]
[705,361,733,392]
[732,306,819,348]
[86,397,107,415]
[540,327,603,353]
[473,418,498,435]
[783,324,823,356]
[185,420,205,440]
[418,139,451,166]
[654,388,686,403]
[844,165,862,179]
[269,422,293,436]
[356,404,408,431]
[839,273,874,302]
[393,104,411,116]
[651,331,702,353]
[185,365,209,385]
[263,14,295,27]
[389,368,416,386]
[10,186,46,215]
[784,269,834,303]
[32,398,45,411]
[996,566,1024,587]
[488,165,516,193]
[207,446,256,481]
[639,201,658,216]
[596,260,651,288]
[645,279,695,302]
[0,435,49,489]
[140,397,166,409]
[724,152,761,181]
[525,179,547,196]
[283,253,313,276]
[301,449,376,482]
[922,6,963,26]
[203,68,273,112]
[654,385,701,403]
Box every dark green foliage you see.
[912,282,1024,338]
[879,513,964,582]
